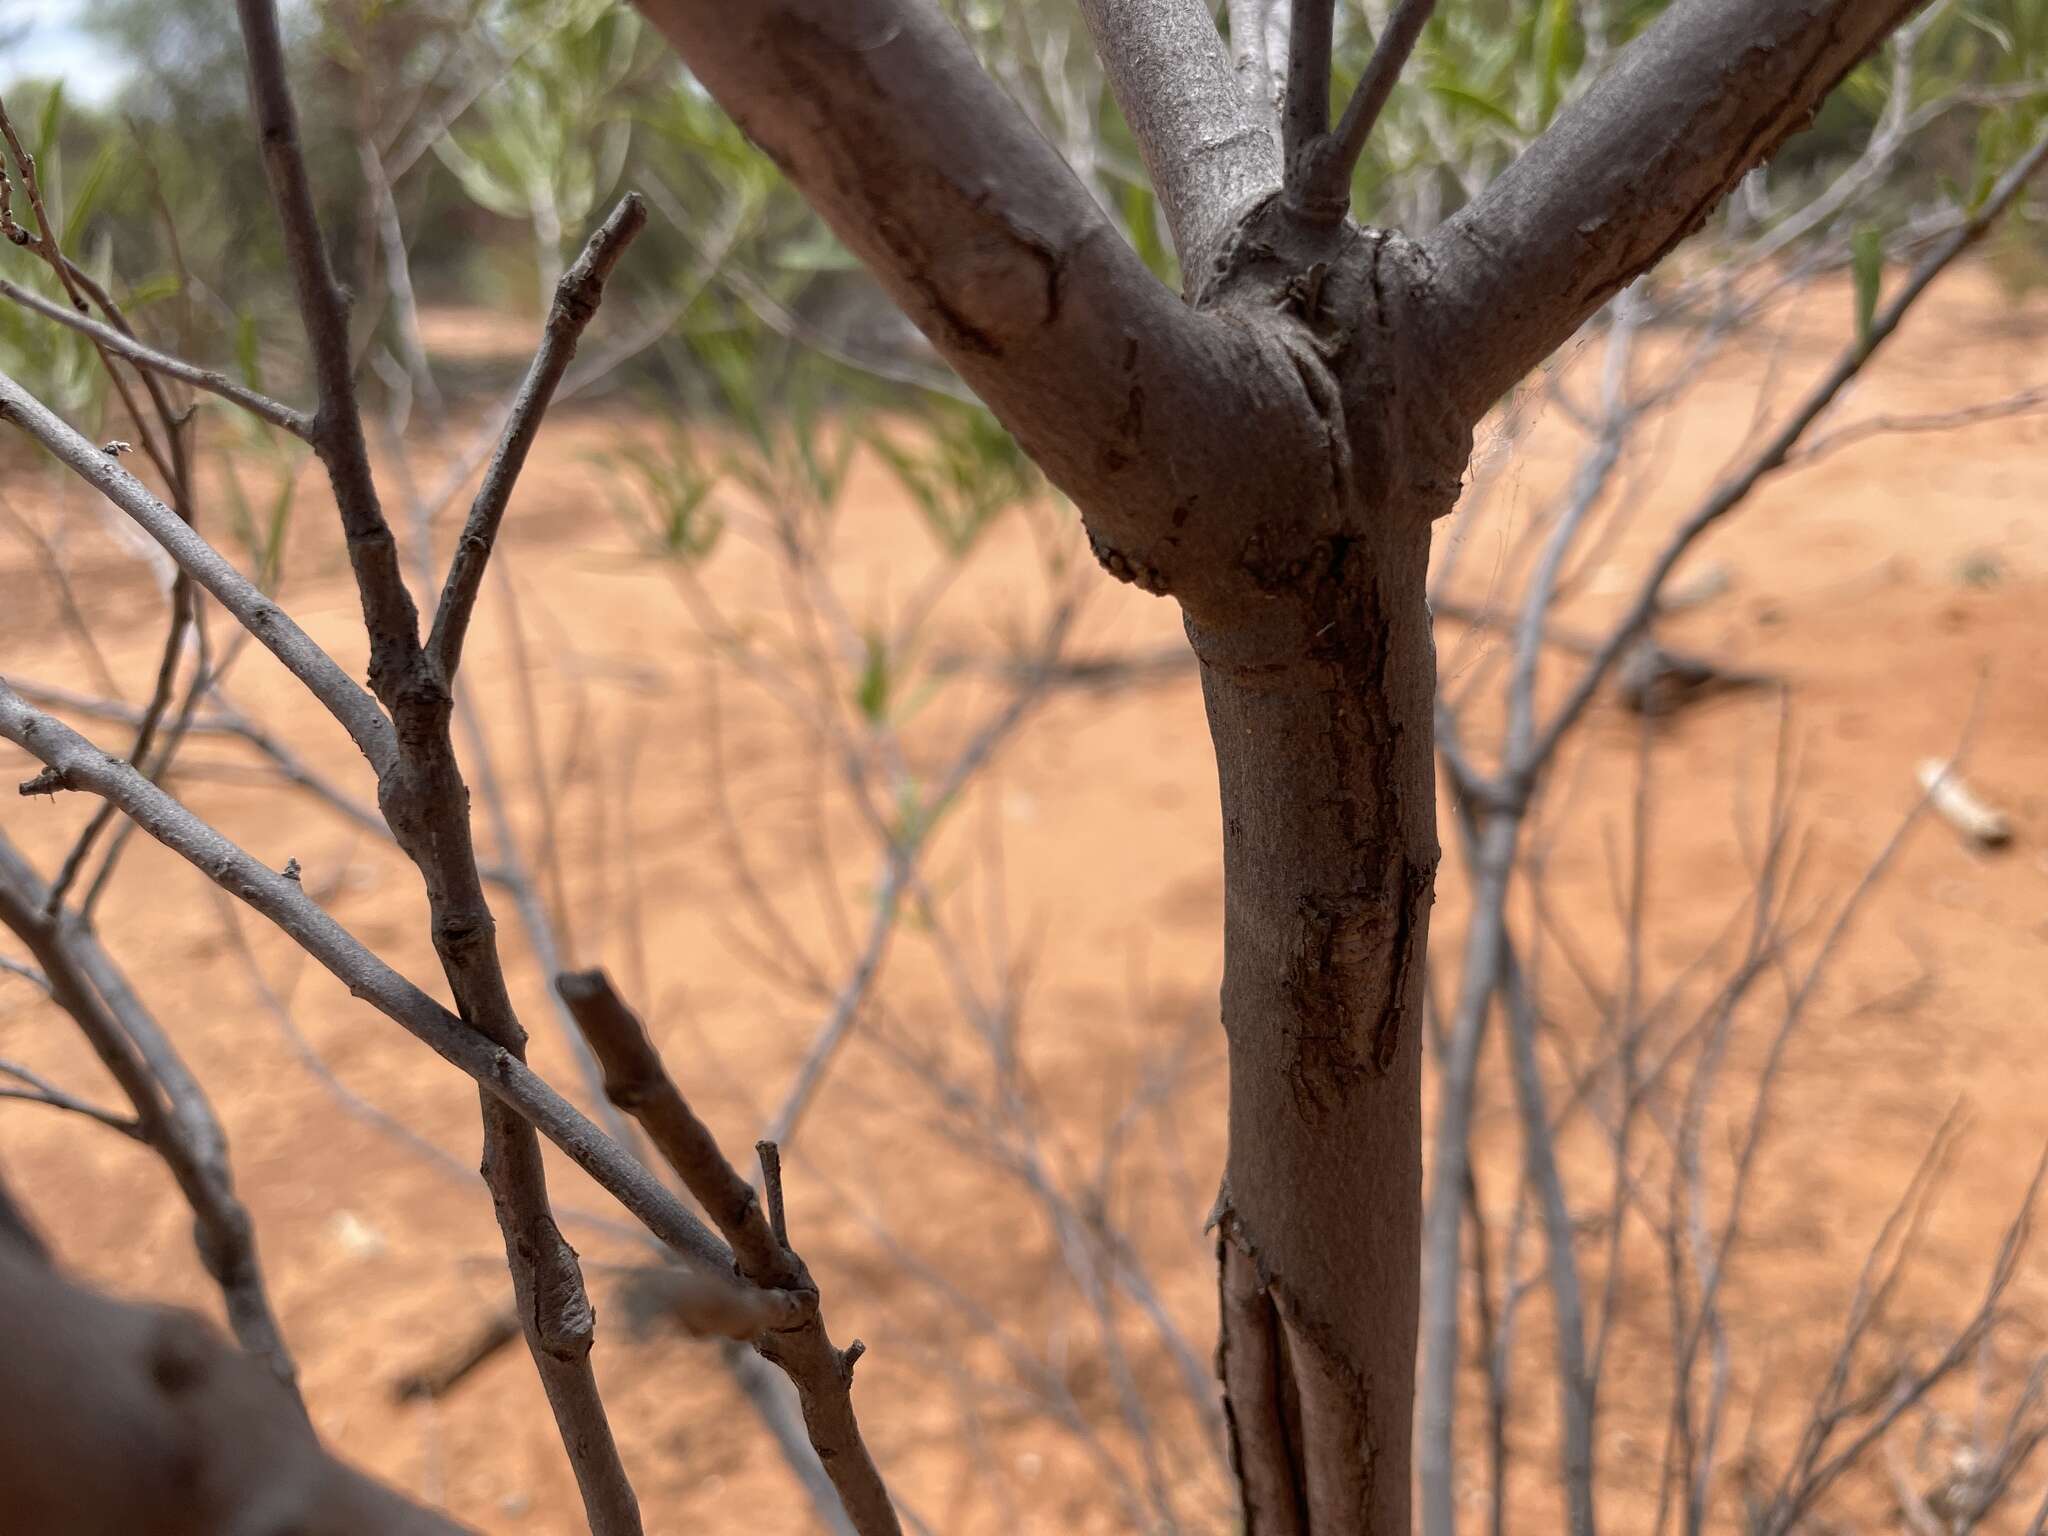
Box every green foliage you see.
[217,428,304,593]
[430,0,641,297]
[869,399,1040,560]
[1851,224,1884,347]
[855,628,893,725]
[602,430,725,564]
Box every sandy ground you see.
[2,265,2046,1533]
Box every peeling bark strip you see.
[614,1,1928,1529]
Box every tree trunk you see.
[623,7,1945,1530]
[1195,509,1439,1534]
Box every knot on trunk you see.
[1086,529,1171,595]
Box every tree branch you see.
[0,685,790,1322]
[557,972,787,1282]
[234,0,421,700]
[0,1242,473,1535]
[0,1158,47,1260]
[1282,0,1335,189]
[1074,0,1278,264]
[235,18,655,1513]
[626,0,1311,620]
[558,969,903,1536]
[429,193,647,680]
[0,1059,145,1139]
[0,369,397,774]
[0,832,297,1390]
[1521,117,2048,776]
[1296,0,1437,220]
[0,277,313,439]
[1425,0,1927,422]
[1224,0,1280,113]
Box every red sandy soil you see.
[2,265,2046,1533]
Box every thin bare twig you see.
[0,687,766,1321]
[0,369,397,772]
[0,277,312,437]
[429,193,648,679]
[0,1058,145,1139]
[235,0,420,701]
[1793,382,2048,464]
[0,830,297,1394]
[1525,120,2048,775]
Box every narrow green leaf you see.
[119,273,185,311]
[260,467,297,591]
[1427,82,1521,133]
[773,229,860,272]
[1536,0,1572,128]
[234,312,265,393]
[60,139,118,251]
[1121,180,1172,281]
[856,631,892,725]
[1851,225,1883,347]
[33,82,64,164]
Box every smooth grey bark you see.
[626,1,1936,1528]
[0,370,396,774]
[1198,505,1440,1532]
[1075,0,1279,265]
[629,0,1338,625]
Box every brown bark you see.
[1196,498,1439,1534]
[0,1242,470,1535]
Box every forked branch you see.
[627,0,1297,618]
[0,369,396,774]
[0,686,789,1322]
[1293,0,1438,220]
[0,833,298,1394]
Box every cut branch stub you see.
[556,968,903,1536]
[557,968,791,1285]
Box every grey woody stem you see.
[429,193,649,680]
[0,277,313,438]
[0,369,397,774]
[0,685,774,1315]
